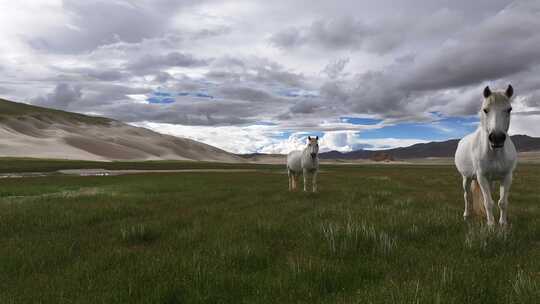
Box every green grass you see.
[1,164,539,303]
[0,157,281,173]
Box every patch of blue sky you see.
[175,91,214,99]
[154,92,172,97]
[147,96,176,104]
[360,115,479,141]
[194,92,214,99]
[277,88,319,98]
[271,131,292,139]
[340,117,383,125]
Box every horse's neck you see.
[301,147,317,166]
[302,147,311,162]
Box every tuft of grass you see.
[319,218,397,257]
[509,268,540,303]
[464,225,513,255]
[120,224,159,245]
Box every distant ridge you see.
[0,98,243,162]
[319,135,540,160]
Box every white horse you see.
[287,136,319,192]
[455,85,517,226]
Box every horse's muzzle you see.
[489,131,506,149]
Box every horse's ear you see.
[483,86,492,98]
[315,136,319,140]
[505,84,513,98]
[307,136,311,141]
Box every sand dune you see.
[0,99,243,162]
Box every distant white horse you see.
[287,136,319,192]
[455,85,517,226]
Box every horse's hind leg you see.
[288,170,297,191]
[462,176,472,219]
[498,173,512,226]
[288,170,292,191]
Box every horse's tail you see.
[471,179,486,216]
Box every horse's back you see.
[287,150,303,172]
[455,132,476,178]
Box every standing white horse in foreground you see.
[287,136,319,192]
[455,85,517,226]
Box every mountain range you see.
[319,135,540,160]
[1,97,539,162]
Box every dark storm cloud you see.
[268,8,466,54]
[52,67,128,82]
[218,87,275,102]
[153,71,174,83]
[289,99,326,114]
[31,82,152,112]
[127,52,210,74]
[78,83,151,107]
[312,1,540,118]
[31,83,83,110]
[27,0,200,53]
[206,56,306,88]
[400,6,540,91]
[95,99,261,126]
[269,18,377,51]
[322,58,349,79]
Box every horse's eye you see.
[483,109,489,114]
[507,108,512,113]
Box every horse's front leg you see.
[303,169,309,192]
[462,176,472,219]
[312,170,318,193]
[498,173,512,226]
[477,174,496,226]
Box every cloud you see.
[32,83,82,110]
[25,0,198,54]
[218,86,275,102]
[510,114,540,137]
[127,52,210,74]
[4,0,540,154]
[153,71,173,83]
[268,8,466,54]
[322,58,349,79]
[134,122,430,154]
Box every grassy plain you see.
[1,161,539,303]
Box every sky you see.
[1,0,540,154]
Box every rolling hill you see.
[0,98,243,162]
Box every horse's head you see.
[481,85,513,150]
[307,136,319,159]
